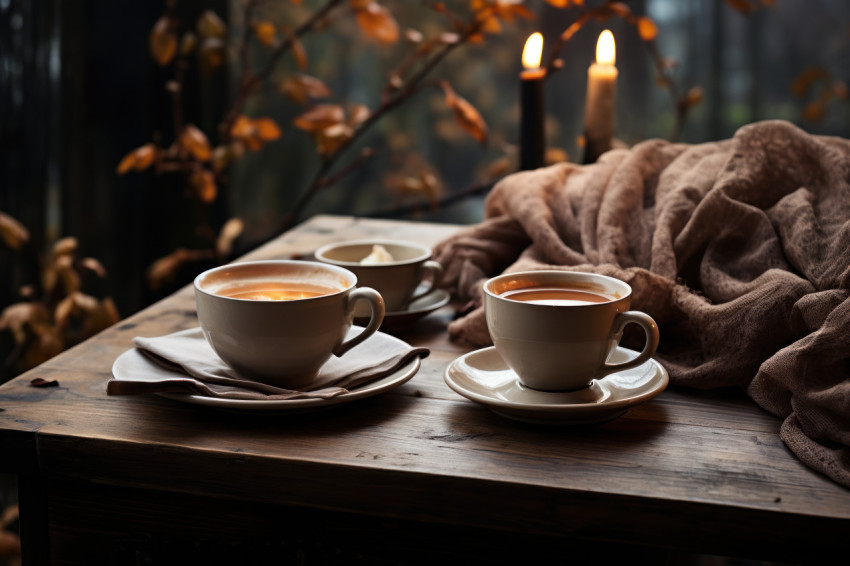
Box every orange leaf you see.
[683,86,704,108]
[293,104,345,132]
[254,21,277,47]
[442,82,487,145]
[355,2,400,44]
[253,117,282,141]
[117,143,157,174]
[190,169,217,203]
[0,211,30,250]
[149,16,177,66]
[637,16,658,41]
[280,74,332,104]
[181,125,212,161]
[292,35,308,70]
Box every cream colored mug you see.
[484,270,659,391]
[194,260,384,389]
[315,239,443,313]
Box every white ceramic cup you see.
[314,239,443,313]
[194,260,384,389]
[484,270,659,392]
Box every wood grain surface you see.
[1,215,848,564]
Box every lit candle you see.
[520,32,545,171]
[583,29,618,163]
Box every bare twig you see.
[280,8,495,231]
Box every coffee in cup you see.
[314,239,443,313]
[194,260,385,389]
[484,270,659,391]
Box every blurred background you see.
[1,0,849,382]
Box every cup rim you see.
[314,239,432,267]
[194,259,357,302]
[483,270,631,305]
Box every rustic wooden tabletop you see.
[1,215,848,565]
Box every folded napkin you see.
[433,120,850,488]
[107,327,429,400]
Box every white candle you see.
[583,29,617,163]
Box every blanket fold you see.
[434,120,850,488]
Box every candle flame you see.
[595,29,616,66]
[522,32,543,69]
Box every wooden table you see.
[1,215,848,565]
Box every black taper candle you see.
[519,68,545,171]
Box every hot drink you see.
[194,260,385,388]
[315,239,443,313]
[216,281,338,301]
[484,270,658,391]
[501,285,614,306]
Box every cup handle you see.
[334,287,385,357]
[599,311,659,378]
[409,260,444,303]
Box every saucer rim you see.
[443,346,668,415]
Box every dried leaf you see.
[80,257,107,278]
[280,74,332,104]
[181,125,212,161]
[441,82,487,145]
[349,104,371,128]
[405,29,423,43]
[607,2,632,17]
[293,104,346,132]
[117,143,157,174]
[147,248,213,291]
[190,169,217,203]
[637,16,658,41]
[355,2,400,44]
[560,22,581,42]
[216,217,245,258]
[150,16,177,66]
[52,237,78,258]
[253,118,282,141]
[197,10,227,38]
[683,86,704,108]
[292,34,308,70]
[545,147,569,164]
[254,20,277,47]
[0,211,29,250]
[317,123,354,155]
[211,145,234,173]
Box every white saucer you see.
[111,337,420,414]
[355,289,450,331]
[444,346,668,425]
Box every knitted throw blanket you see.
[433,120,850,488]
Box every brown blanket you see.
[434,120,850,488]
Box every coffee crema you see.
[215,281,338,301]
[501,285,614,306]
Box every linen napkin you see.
[107,327,429,400]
